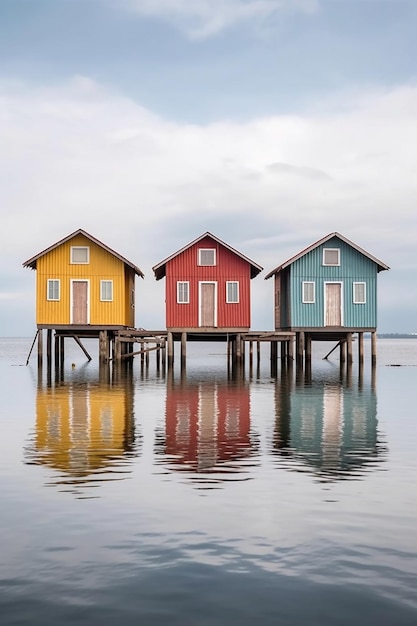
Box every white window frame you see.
[177,281,190,304]
[198,248,216,266]
[353,282,366,304]
[302,281,315,304]
[226,281,239,304]
[47,279,60,301]
[322,248,340,266]
[70,246,90,264]
[100,280,113,302]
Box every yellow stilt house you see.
[23,229,144,364]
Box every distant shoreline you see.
[378,334,417,339]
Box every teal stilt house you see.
[265,232,390,363]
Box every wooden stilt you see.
[167,332,174,367]
[305,333,312,363]
[236,334,241,363]
[296,331,304,364]
[346,332,353,365]
[257,341,260,368]
[161,339,166,372]
[54,333,60,369]
[288,338,294,361]
[99,331,108,364]
[38,329,43,369]
[358,332,364,364]
[60,336,65,369]
[340,340,346,363]
[181,332,187,367]
[371,331,377,366]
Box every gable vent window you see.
[71,246,89,264]
[323,248,340,266]
[198,248,216,266]
[353,282,366,304]
[302,281,315,304]
[226,281,239,303]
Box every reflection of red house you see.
[152,232,263,332]
[164,382,252,472]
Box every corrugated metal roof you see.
[22,228,144,277]
[265,232,390,279]
[152,232,263,280]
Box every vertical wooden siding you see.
[35,234,132,325]
[165,236,252,328]
[289,237,378,328]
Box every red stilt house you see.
[152,232,263,333]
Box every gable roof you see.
[23,228,144,277]
[152,231,263,280]
[265,232,390,279]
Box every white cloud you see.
[1,77,416,333]
[123,0,319,38]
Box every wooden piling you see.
[358,332,364,364]
[38,329,43,369]
[371,331,377,365]
[346,332,353,364]
[167,332,174,367]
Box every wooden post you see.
[145,342,150,368]
[54,334,60,369]
[236,333,241,364]
[115,336,122,361]
[305,333,312,363]
[38,329,43,369]
[60,336,65,369]
[358,332,364,364]
[257,341,260,368]
[249,340,253,374]
[270,340,277,377]
[181,332,187,367]
[340,340,346,363]
[167,332,174,367]
[99,331,108,364]
[346,332,353,365]
[156,342,161,371]
[46,329,52,368]
[288,338,294,361]
[281,341,287,362]
[161,339,166,373]
[296,331,304,365]
[371,331,377,366]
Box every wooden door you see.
[325,283,342,326]
[199,282,216,327]
[72,281,88,324]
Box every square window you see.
[323,248,340,266]
[353,282,366,304]
[71,246,89,264]
[302,281,315,303]
[47,279,60,301]
[100,280,113,301]
[198,248,216,266]
[226,281,239,303]
[177,281,189,303]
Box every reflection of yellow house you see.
[23,229,144,329]
[29,383,136,481]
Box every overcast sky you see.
[1,0,416,336]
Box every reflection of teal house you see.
[265,233,389,333]
[273,381,387,480]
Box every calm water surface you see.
[0,338,416,625]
